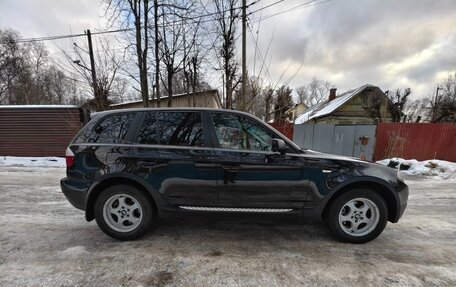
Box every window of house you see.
[362,93,369,108]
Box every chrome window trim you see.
[72,142,214,151]
[212,147,302,156]
[71,142,301,156]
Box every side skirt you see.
[179,206,294,213]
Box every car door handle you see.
[140,161,155,167]
[221,165,242,172]
[140,161,166,171]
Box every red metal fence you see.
[374,123,456,161]
[269,123,294,140]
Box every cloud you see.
[1,0,455,99]
[250,0,456,97]
[0,0,105,48]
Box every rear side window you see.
[136,111,204,146]
[75,113,136,144]
[136,112,159,145]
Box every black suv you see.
[61,108,408,243]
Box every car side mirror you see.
[271,138,287,155]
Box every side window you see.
[136,112,204,146]
[158,112,204,146]
[136,112,159,145]
[75,113,135,144]
[211,113,244,150]
[211,113,276,151]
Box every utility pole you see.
[86,29,99,109]
[241,0,247,111]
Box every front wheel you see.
[326,188,388,243]
[94,185,154,240]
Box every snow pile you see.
[0,156,65,167]
[376,158,456,179]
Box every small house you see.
[295,84,392,124]
[286,103,308,122]
[111,89,221,109]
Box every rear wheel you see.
[326,188,388,243]
[94,185,153,240]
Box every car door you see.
[129,110,217,207]
[210,112,308,209]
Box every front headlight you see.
[397,171,405,183]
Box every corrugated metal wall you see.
[0,107,84,157]
[293,124,377,161]
[374,123,456,161]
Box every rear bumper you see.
[60,177,90,211]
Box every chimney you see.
[329,88,337,101]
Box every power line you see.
[250,0,331,22]
[247,0,287,16]
[0,28,133,45]
[247,23,273,84]
[0,1,268,46]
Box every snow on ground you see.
[377,158,456,179]
[0,156,65,167]
[1,166,456,286]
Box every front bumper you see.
[393,182,409,222]
[60,177,90,211]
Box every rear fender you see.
[85,173,167,221]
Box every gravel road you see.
[0,166,455,286]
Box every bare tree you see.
[263,87,274,122]
[57,37,126,111]
[428,73,456,122]
[0,28,78,105]
[234,74,265,114]
[403,98,426,123]
[159,3,187,107]
[295,77,332,107]
[0,29,27,104]
[104,0,152,107]
[213,0,240,109]
[438,72,456,122]
[273,85,293,123]
[388,88,411,122]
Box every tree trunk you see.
[153,0,160,107]
[167,70,173,107]
[134,0,149,108]
[191,56,197,107]
[226,74,234,109]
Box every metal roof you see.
[295,84,379,124]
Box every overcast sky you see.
[1,0,455,99]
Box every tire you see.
[326,188,388,244]
[94,184,154,240]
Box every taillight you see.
[65,147,75,168]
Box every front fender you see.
[309,176,402,222]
